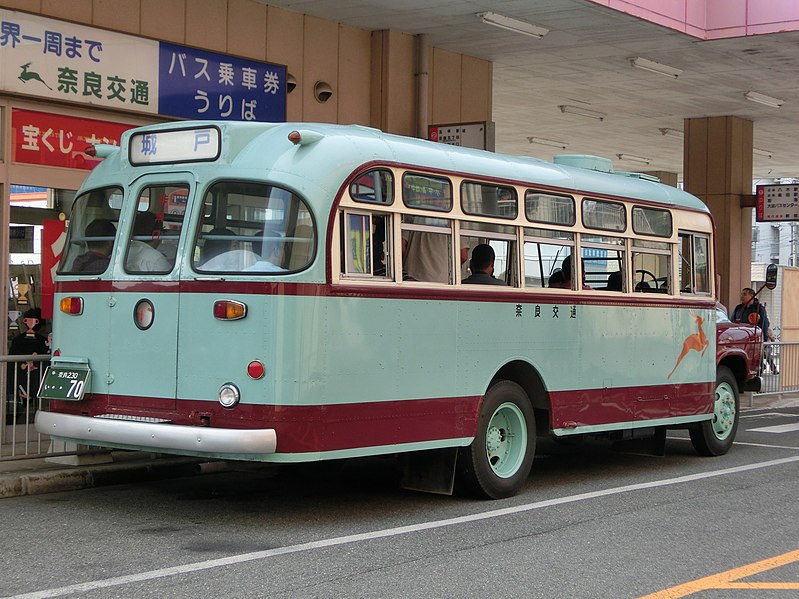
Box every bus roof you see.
[90,121,709,213]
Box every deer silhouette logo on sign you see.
[667,311,708,379]
[18,62,53,90]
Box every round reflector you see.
[247,360,265,379]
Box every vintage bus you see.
[37,121,735,499]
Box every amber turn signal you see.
[59,297,84,315]
[213,300,247,320]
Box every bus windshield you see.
[192,181,315,273]
[58,187,123,275]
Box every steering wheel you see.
[634,269,658,291]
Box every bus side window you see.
[401,215,455,284]
[340,210,392,279]
[460,221,517,286]
[678,232,710,295]
[632,241,671,294]
[522,227,574,289]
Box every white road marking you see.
[747,422,799,434]
[734,441,799,450]
[740,411,797,419]
[7,454,799,599]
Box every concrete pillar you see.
[683,116,753,311]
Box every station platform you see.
[1,393,797,499]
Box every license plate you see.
[39,366,91,401]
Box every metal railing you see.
[756,341,799,396]
[1,354,59,460]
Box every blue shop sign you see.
[158,42,286,122]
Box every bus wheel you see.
[457,381,535,499]
[689,366,739,456]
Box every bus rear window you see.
[59,187,122,275]
[192,181,315,274]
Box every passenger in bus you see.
[402,231,468,283]
[557,254,592,290]
[606,271,623,291]
[462,244,506,286]
[243,226,289,272]
[72,218,116,273]
[549,269,569,289]
[126,211,171,272]
[202,227,235,262]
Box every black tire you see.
[456,381,535,499]
[689,366,739,456]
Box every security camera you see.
[286,73,296,94]
[314,81,333,103]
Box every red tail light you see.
[60,297,84,315]
[213,300,247,320]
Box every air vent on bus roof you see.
[616,171,661,183]
[554,154,614,174]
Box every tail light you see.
[60,297,84,315]
[213,300,247,320]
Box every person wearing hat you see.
[7,308,50,411]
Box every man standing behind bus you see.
[462,244,506,286]
[731,287,770,340]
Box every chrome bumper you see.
[35,411,277,456]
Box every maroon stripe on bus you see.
[53,382,713,454]
[54,279,715,309]
[53,395,482,454]
[549,381,714,430]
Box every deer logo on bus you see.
[667,310,708,379]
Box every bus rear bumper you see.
[35,411,277,456]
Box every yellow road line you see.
[639,549,799,598]
[721,582,799,589]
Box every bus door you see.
[106,176,193,410]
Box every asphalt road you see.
[2,406,798,599]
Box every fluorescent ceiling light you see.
[616,153,652,166]
[744,91,783,109]
[753,147,773,158]
[477,12,549,38]
[527,136,568,149]
[658,127,683,139]
[630,57,682,78]
[558,105,605,121]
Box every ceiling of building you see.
[262,0,799,182]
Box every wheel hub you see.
[486,426,503,453]
[713,382,736,438]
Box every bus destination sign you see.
[756,183,799,222]
[129,127,221,165]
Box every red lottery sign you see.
[11,108,134,170]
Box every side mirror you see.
[765,263,778,290]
